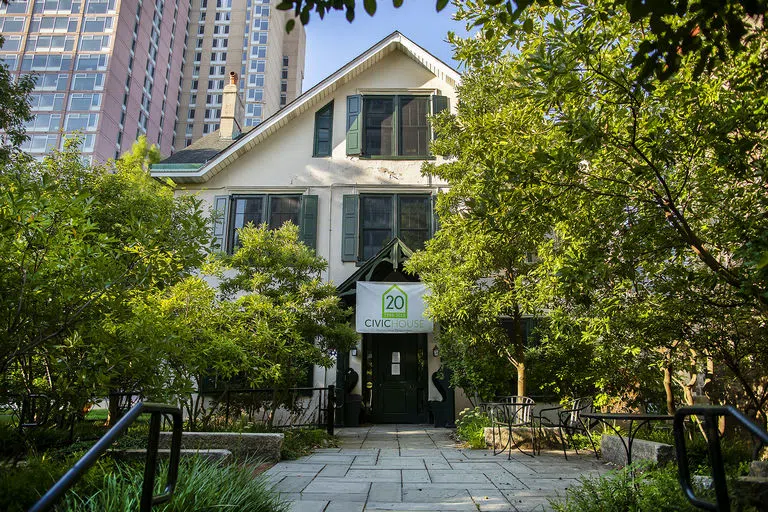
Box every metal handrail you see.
[29,401,183,512]
[673,405,768,512]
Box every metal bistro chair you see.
[484,396,536,459]
[536,396,598,460]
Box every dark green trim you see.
[358,155,436,161]
[150,163,203,170]
[313,101,334,157]
[337,237,416,297]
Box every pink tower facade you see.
[0,0,190,162]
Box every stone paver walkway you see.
[265,425,611,512]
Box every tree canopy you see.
[409,1,768,417]
[278,0,768,79]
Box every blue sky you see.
[301,2,470,89]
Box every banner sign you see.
[356,282,433,333]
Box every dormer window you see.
[346,93,448,159]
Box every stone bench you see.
[600,434,675,466]
[157,432,283,461]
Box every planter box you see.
[157,432,283,461]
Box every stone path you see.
[265,424,611,512]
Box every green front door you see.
[369,333,427,423]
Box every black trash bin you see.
[344,394,362,427]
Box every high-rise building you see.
[175,0,305,149]
[0,0,190,162]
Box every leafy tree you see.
[0,35,34,162]
[277,0,768,79]
[125,223,357,428]
[411,1,768,421]
[0,137,211,424]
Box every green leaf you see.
[364,0,376,16]
[522,18,533,33]
[286,18,296,32]
[436,0,448,11]
[393,0,403,7]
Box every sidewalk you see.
[265,425,610,511]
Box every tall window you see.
[229,194,301,250]
[362,96,429,157]
[359,194,431,260]
[313,101,333,157]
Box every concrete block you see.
[158,431,283,461]
[483,426,562,450]
[600,435,675,466]
[733,476,768,511]
[750,461,768,477]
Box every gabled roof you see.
[150,31,460,184]
[337,237,419,297]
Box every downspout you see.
[327,182,335,282]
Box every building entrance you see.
[364,333,428,423]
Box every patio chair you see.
[535,396,599,460]
[482,396,536,458]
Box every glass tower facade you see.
[0,0,190,162]
[176,0,305,149]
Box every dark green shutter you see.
[431,193,440,236]
[212,195,229,251]
[313,102,333,157]
[299,194,318,250]
[346,95,362,155]
[341,194,359,261]
[432,95,449,115]
[431,95,449,141]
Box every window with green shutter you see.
[222,194,318,253]
[345,94,448,158]
[313,101,333,157]
[358,194,432,260]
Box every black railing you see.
[29,402,183,512]
[673,405,768,512]
[203,385,337,433]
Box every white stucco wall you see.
[174,48,457,407]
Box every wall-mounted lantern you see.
[432,346,439,357]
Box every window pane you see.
[360,195,393,260]
[398,195,430,251]
[363,97,394,156]
[399,96,429,156]
[268,196,300,230]
[232,196,264,248]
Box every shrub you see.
[455,407,491,449]
[550,463,701,512]
[64,456,287,511]
[280,428,338,460]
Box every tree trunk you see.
[663,365,676,415]
[517,361,526,397]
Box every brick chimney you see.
[220,72,243,140]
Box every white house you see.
[151,31,470,425]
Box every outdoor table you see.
[581,412,674,466]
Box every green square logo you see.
[382,284,408,319]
